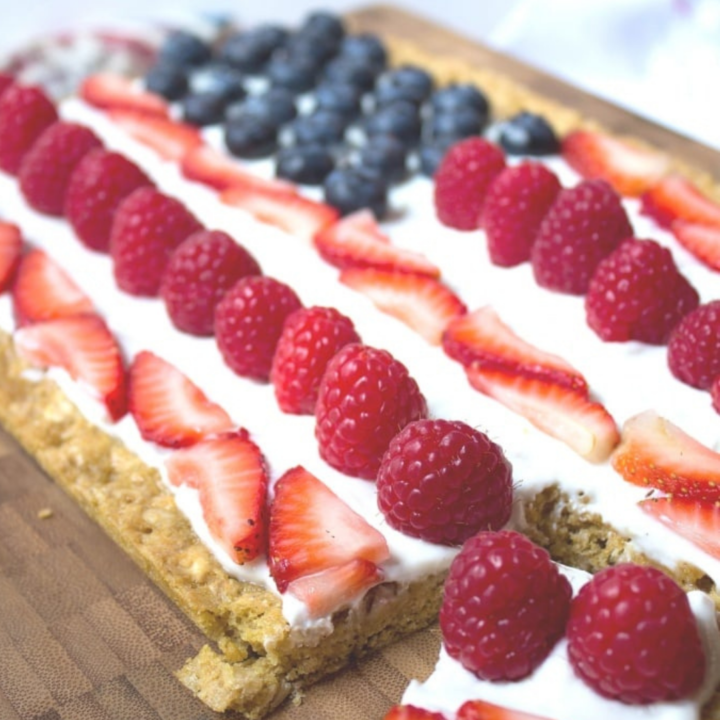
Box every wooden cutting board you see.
[1,6,718,720]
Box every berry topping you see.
[215,275,302,381]
[157,31,212,68]
[482,161,561,267]
[434,137,506,231]
[290,109,347,146]
[426,107,484,143]
[430,84,489,118]
[180,91,228,127]
[440,531,571,681]
[324,166,388,219]
[667,300,720,389]
[338,33,387,71]
[314,81,363,120]
[457,701,554,720]
[0,222,22,293]
[144,63,189,101]
[224,116,278,159]
[497,112,560,156]
[383,706,446,720]
[161,230,261,336]
[80,73,169,117]
[191,64,247,103]
[301,11,345,45]
[231,88,297,128]
[266,54,317,94]
[672,220,720,271]
[567,564,705,703]
[0,73,14,98]
[364,100,422,148]
[358,135,407,184]
[377,419,513,545]
[418,137,456,178]
[322,57,377,92]
[218,32,278,74]
[585,238,699,344]
[531,179,633,295]
[375,66,434,106]
[276,145,334,185]
[315,343,428,479]
[640,174,720,229]
[110,187,203,296]
[270,306,361,415]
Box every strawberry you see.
[220,185,339,242]
[639,496,720,560]
[268,466,390,592]
[14,314,126,420]
[12,249,94,326]
[165,431,268,563]
[340,268,466,345]
[562,130,669,197]
[672,220,720,271]
[384,706,447,720]
[640,175,720,229]
[128,350,234,448]
[0,222,22,293]
[466,365,619,463]
[612,410,720,501]
[80,73,169,117]
[442,306,588,393]
[457,699,557,720]
[314,210,440,278]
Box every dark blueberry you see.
[365,100,422,147]
[418,137,457,177]
[338,33,387,71]
[181,92,228,126]
[158,31,212,68]
[224,116,278,158]
[425,108,484,141]
[218,32,274,73]
[191,64,246,102]
[322,57,377,92]
[375,65,434,106]
[430,83,489,116]
[358,135,407,184]
[498,111,561,155]
[300,11,345,45]
[283,34,338,69]
[324,166,388,218]
[144,63,188,100]
[226,88,297,127]
[276,145,334,185]
[267,55,317,93]
[314,82,363,120]
[250,24,289,54]
[291,110,347,146]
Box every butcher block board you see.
[1,5,718,720]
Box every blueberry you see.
[323,57,377,92]
[359,135,407,184]
[158,31,212,68]
[267,55,317,93]
[324,166,388,218]
[426,108,484,141]
[144,63,188,100]
[181,92,228,126]
[498,111,560,155]
[191,64,246,102]
[365,100,422,147]
[430,84,489,116]
[250,24,289,54]
[224,116,278,158]
[219,32,274,73]
[227,88,297,128]
[276,145,334,185]
[375,65,434,106]
[291,110,347,146]
[314,82,363,120]
[300,11,345,45]
[338,33,387,71]
[418,137,457,177]
[283,34,338,69]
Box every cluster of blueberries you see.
[144,10,560,218]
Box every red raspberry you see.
[65,149,152,252]
[668,300,720,389]
[440,530,571,681]
[384,706,446,720]
[434,137,506,231]
[0,74,13,98]
[18,121,102,216]
[0,84,58,174]
[586,238,699,344]
[377,419,513,545]
[109,187,203,296]
[567,564,705,703]
[215,276,302,381]
[270,306,361,414]
[482,162,561,267]
[531,179,633,295]
[161,230,262,336]
[315,344,427,479]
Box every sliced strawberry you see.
[12,249,94,326]
[14,314,126,420]
[0,221,22,293]
[340,268,466,345]
[286,558,384,618]
[80,73,169,117]
[108,109,203,161]
[165,431,268,563]
[562,130,668,197]
[672,220,720,271]
[466,365,619,463]
[128,350,234,448]
[268,465,390,592]
[384,706,447,720]
[221,185,339,242]
[457,699,554,720]
[442,306,588,393]
[314,210,441,278]
[612,410,720,501]
[640,174,720,229]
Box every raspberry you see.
[434,137,506,231]
[668,300,720,389]
[567,564,705,703]
[161,230,262,336]
[270,306,361,414]
[482,162,561,267]
[0,84,58,174]
[315,343,428,479]
[586,238,699,344]
[18,121,102,216]
[109,187,202,296]
[531,179,633,295]
[377,419,513,545]
[440,530,571,681]
[215,276,302,381]
[65,149,152,251]
[0,73,13,98]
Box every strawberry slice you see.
[384,706,447,720]
[612,410,720,501]
[466,365,619,463]
[672,220,720,271]
[640,174,720,229]
[165,431,268,563]
[12,249,94,326]
[0,221,22,293]
[314,210,441,278]
[340,268,466,345]
[14,314,126,420]
[457,699,554,720]
[286,558,384,618]
[268,465,390,592]
[562,130,668,197]
[443,306,588,393]
[80,73,169,117]
[220,185,339,242]
[128,350,234,448]
[108,109,203,161]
